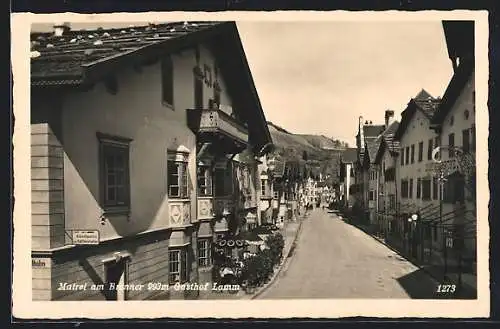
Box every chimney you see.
[358,116,365,151]
[385,110,395,128]
[53,22,71,37]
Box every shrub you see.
[266,233,285,266]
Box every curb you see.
[248,215,306,300]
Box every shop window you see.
[198,239,212,267]
[197,165,212,197]
[98,133,131,213]
[169,248,188,284]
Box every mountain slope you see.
[267,121,348,184]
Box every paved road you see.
[258,209,443,299]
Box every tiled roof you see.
[413,89,440,118]
[341,147,358,163]
[382,121,400,153]
[363,124,385,137]
[30,21,223,85]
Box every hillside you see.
[267,121,348,185]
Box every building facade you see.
[30,22,272,301]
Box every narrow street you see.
[258,209,442,299]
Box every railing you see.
[187,108,249,144]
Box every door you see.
[104,260,127,301]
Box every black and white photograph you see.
[12,11,489,318]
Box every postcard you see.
[12,10,490,319]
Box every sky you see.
[236,21,454,146]
[32,20,454,146]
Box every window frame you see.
[448,133,455,158]
[161,56,174,108]
[197,238,212,268]
[97,133,132,214]
[168,248,188,284]
[197,165,213,197]
[410,144,415,164]
[418,141,423,162]
[168,160,189,198]
[422,178,431,200]
[427,138,434,161]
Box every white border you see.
[12,10,490,319]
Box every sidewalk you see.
[244,215,305,299]
[199,215,305,300]
[342,212,477,299]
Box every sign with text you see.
[72,230,100,245]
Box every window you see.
[273,191,279,199]
[427,139,434,160]
[197,166,212,197]
[418,142,423,162]
[261,179,267,194]
[194,68,204,109]
[435,136,440,148]
[448,133,455,158]
[462,129,471,153]
[389,194,396,210]
[432,177,439,200]
[410,144,415,164]
[214,165,233,197]
[98,134,131,213]
[443,174,465,204]
[409,178,413,198]
[384,167,395,182]
[369,190,375,201]
[401,180,409,199]
[350,168,355,177]
[198,239,212,267]
[161,56,174,107]
[167,152,189,198]
[400,148,405,166]
[405,147,410,165]
[169,248,188,284]
[416,178,421,199]
[422,178,431,200]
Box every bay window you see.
[197,165,212,197]
[168,160,188,198]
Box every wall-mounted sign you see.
[72,230,100,245]
[32,258,50,268]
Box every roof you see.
[363,125,386,137]
[431,59,474,126]
[30,22,222,85]
[365,136,381,165]
[394,89,441,140]
[341,147,358,163]
[374,121,400,164]
[443,21,475,63]
[30,21,273,151]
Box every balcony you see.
[187,108,249,154]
